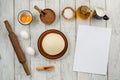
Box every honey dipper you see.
[4,20,30,75]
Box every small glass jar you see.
[76,6,92,19]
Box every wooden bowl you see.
[40,9,56,25]
[38,29,68,59]
[34,6,56,25]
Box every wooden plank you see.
[14,0,31,79]
[76,0,92,80]
[0,0,120,80]
[60,0,77,80]
[45,0,61,80]
[90,0,107,80]
[106,0,120,80]
[29,0,47,80]
[0,0,14,80]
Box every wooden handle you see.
[36,66,54,71]
[8,32,30,75]
[4,20,12,33]
[22,63,30,75]
[4,20,30,75]
[34,5,45,15]
[9,33,26,63]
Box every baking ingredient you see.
[34,5,56,25]
[20,30,29,40]
[42,33,65,55]
[63,8,74,19]
[20,15,32,23]
[76,6,92,19]
[18,10,32,25]
[26,47,35,56]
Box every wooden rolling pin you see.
[4,20,30,75]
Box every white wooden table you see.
[0,0,120,80]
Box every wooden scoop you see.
[36,65,54,71]
[34,5,56,25]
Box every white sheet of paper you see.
[73,25,111,75]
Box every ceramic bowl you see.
[38,29,68,59]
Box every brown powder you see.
[40,9,56,25]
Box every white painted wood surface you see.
[0,0,120,80]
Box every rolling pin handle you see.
[4,20,13,33]
[22,63,30,75]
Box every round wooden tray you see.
[37,29,68,59]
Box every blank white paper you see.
[73,25,111,75]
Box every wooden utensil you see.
[4,20,30,75]
[36,65,54,71]
[34,5,56,25]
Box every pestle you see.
[4,20,30,75]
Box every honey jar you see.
[76,6,92,19]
